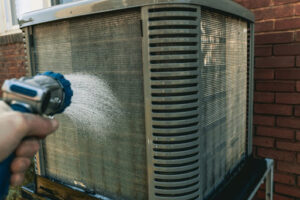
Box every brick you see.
[277,117,300,129]
[277,141,300,151]
[254,69,274,79]
[256,56,294,68]
[276,17,300,31]
[255,32,294,45]
[253,115,275,126]
[276,93,300,104]
[275,183,300,198]
[274,0,299,5]
[298,154,300,162]
[255,46,272,57]
[254,92,274,103]
[239,0,272,9]
[255,190,265,199]
[253,136,274,147]
[256,81,295,92]
[273,194,294,200]
[298,176,300,186]
[274,172,296,185]
[296,31,300,41]
[276,69,300,80]
[296,131,300,140]
[256,126,294,139]
[296,81,300,91]
[278,162,300,175]
[254,104,292,115]
[295,106,300,116]
[297,56,300,67]
[255,21,274,32]
[257,147,295,161]
[296,4,300,16]
[274,44,300,56]
[254,5,294,21]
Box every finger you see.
[18,113,59,139]
[0,101,12,112]
[15,138,40,157]
[10,157,31,173]
[10,172,25,186]
[0,112,58,161]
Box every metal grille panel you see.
[33,9,147,199]
[142,5,202,200]
[143,5,248,200]
[200,10,248,197]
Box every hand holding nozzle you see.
[0,101,59,199]
[0,72,73,200]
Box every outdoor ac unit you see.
[20,0,254,199]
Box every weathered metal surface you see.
[19,0,254,28]
[33,9,147,199]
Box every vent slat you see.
[150,54,198,61]
[152,117,199,126]
[151,86,198,94]
[154,177,199,187]
[153,148,199,157]
[154,155,199,165]
[153,139,199,149]
[155,192,200,200]
[150,46,198,52]
[155,182,200,194]
[151,79,198,85]
[154,168,199,179]
[151,95,199,104]
[148,12,198,18]
[150,37,198,44]
[150,64,198,70]
[155,193,200,200]
[151,71,198,77]
[152,110,199,118]
[149,29,197,35]
[152,102,199,110]
[149,20,198,26]
[154,160,200,173]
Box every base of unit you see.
[22,158,274,200]
[210,158,274,200]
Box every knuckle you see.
[12,113,28,131]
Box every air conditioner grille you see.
[143,5,248,200]
[143,5,201,200]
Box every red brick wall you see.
[0,33,27,96]
[234,0,300,199]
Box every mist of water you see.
[64,73,122,140]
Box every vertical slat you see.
[247,23,255,156]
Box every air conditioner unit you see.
[20,1,272,200]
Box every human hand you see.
[0,101,59,186]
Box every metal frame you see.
[23,26,46,176]
[247,159,274,200]
[19,0,254,28]
[247,23,255,156]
